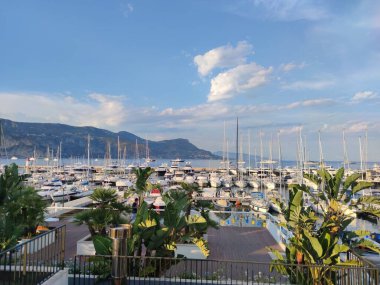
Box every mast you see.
[236,117,239,172]
[318,130,325,168]
[226,140,230,174]
[59,141,62,170]
[145,138,149,160]
[359,136,363,179]
[87,134,90,178]
[298,127,304,183]
[135,139,139,165]
[0,123,9,162]
[278,131,282,193]
[223,121,226,164]
[365,129,368,172]
[248,130,251,172]
[342,129,350,170]
[117,136,120,166]
[259,130,263,192]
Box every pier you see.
[47,197,93,217]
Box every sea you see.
[0,157,376,170]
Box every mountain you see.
[0,118,219,159]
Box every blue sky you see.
[0,0,380,161]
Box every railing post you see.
[109,225,132,285]
[60,225,66,268]
[23,242,28,276]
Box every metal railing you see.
[0,225,66,285]
[72,255,379,285]
[210,210,266,227]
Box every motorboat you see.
[213,199,232,211]
[153,196,166,210]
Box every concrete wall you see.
[76,234,96,255]
[42,269,68,285]
[265,216,286,251]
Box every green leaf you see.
[353,230,371,238]
[343,173,360,190]
[304,231,323,258]
[93,235,112,255]
[332,168,344,199]
[266,247,285,261]
[331,244,349,257]
[352,182,373,195]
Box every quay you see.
[47,196,92,217]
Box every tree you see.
[0,164,47,249]
[133,167,155,208]
[74,188,129,237]
[269,167,380,284]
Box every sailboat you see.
[234,117,247,188]
[144,138,155,163]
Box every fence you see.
[0,225,66,285]
[210,211,266,228]
[72,255,379,285]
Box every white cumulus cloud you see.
[194,41,253,76]
[351,91,378,102]
[0,92,127,130]
[208,63,273,102]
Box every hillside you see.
[0,118,218,159]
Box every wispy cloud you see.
[208,63,273,102]
[351,91,378,103]
[320,121,373,134]
[279,126,303,135]
[282,80,334,90]
[346,122,368,133]
[194,41,253,76]
[250,0,330,21]
[281,98,334,110]
[120,1,134,17]
[279,62,306,72]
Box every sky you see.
[0,0,380,161]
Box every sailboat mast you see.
[223,121,226,163]
[342,129,350,170]
[59,141,62,169]
[318,130,324,168]
[278,131,282,192]
[248,130,251,172]
[359,136,363,178]
[0,123,9,162]
[236,117,239,172]
[365,129,368,172]
[87,134,90,168]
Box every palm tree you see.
[132,167,155,209]
[74,188,129,237]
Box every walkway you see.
[207,227,282,262]
[47,215,282,263]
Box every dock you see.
[47,197,93,217]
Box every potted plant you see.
[74,188,130,255]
